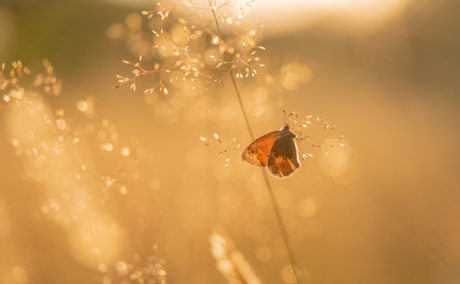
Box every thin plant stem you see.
[229,74,254,140]
[260,168,301,283]
[208,2,301,283]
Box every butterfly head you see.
[281,123,300,140]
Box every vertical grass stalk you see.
[209,2,301,283]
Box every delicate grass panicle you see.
[110,1,314,124]
[113,0,263,94]
[199,133,241,167]
[284,112,345,158]
[1,59,61,105]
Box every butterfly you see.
[242,124,301,178]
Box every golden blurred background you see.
[1,0,460,283]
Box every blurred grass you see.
[1,0,460,283]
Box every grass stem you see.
[208,2,301,282]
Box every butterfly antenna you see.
[283,110,294,126]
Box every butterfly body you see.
[242,124,301,178]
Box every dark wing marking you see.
[267,133,300,177]
[242,130,283,167]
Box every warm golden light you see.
[254,0,412,35]
[6,94,126,269]
[1,0,458,283]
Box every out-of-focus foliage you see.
[0,0,460,283]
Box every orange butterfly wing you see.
[242,125,301,178]
[242,130,284,166]
[267,132,301,177]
